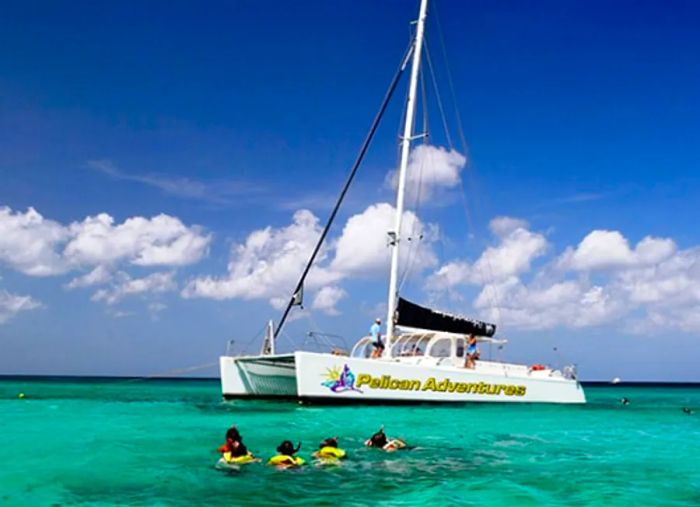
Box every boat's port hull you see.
[220,355,297,397]
[220,352,585,404]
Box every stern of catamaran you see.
[220,354,298,399]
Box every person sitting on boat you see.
[370,318,384,358]
[365,426,407,452]
[464,334,480,369]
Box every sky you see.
[1,0,699,380]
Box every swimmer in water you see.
[682,407,693,415]
[217,425,249,458]
[620,397,630,406]
[319,436,339,449]
[365,426,407,452]
[312,436,346,460]
[277,440,302,457]
[268,440,305,468]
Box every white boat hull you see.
[220,354,296,398]
[220,352,585,404]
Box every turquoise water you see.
[1,379,699,506]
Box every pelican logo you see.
[321,364,362,394]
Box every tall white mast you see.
[385,0,429,351]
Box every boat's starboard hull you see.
[294,352,585,404]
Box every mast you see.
[385,0,429,351]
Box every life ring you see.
[223,452,258,465]
[268,455,306,467]
[314,446,346,459]
[530,364,546,371]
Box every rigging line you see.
[432,0,484,241]
[302,310,343,352]
[237,322,268,355]
[398,61,430,293]
[420,59,430,143]
[432,2,502,327]
[274,41,415,339]
[432,0,467,154]
[424,39,453,150]
[398,149,432,293]
[397,153,426,292]
[119,360,219,384]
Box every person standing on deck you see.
[464,334,480,369]
[370,318,384,358]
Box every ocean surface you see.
[1,378,699,506]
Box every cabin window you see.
[415,336,430,356]
[428,338,452,358]
[456,338,466,358]
[392,337,411,357]
[351,338,372,359]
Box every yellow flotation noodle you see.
[223,452,257,465]
[316,446,346,459]
[268,455,305,467]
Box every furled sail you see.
[395,298,497,337]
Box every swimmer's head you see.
[226,426,241,441]
[370,428,387,447]
[320,437,338,448]
[277,440,300,456]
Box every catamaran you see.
[220,0,585,404]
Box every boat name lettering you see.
[355,374,526,396]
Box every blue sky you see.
[1,0,699,380]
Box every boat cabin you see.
[350,330,506,366]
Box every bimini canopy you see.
[396,298,497,337]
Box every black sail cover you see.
[396,297,497,337]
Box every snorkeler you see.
[268,440,305,467]
[216,425,259,466]
[365,426,407,452]
[218,425,250,458]
[312,436,346,460]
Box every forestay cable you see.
[274,42,415,339]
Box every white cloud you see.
[616,248,700,305]
[474,277,623,330]
[65,265,113,289]
[0,290,42,324]
[0,206,211,277]
[312,286,347,315]
[183,210,340,303]
[428,218,700,334]
[92,271,176,305]
[88,159,265,205]
[148,302,168,320]
[64,213,210,267]
[0,207,69,276]
[184,203,438,309]
[489,217,528,238]
[385,145,466,203]
[558,230,676,271]
[426,216,547,291]
[331,202,437,276]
